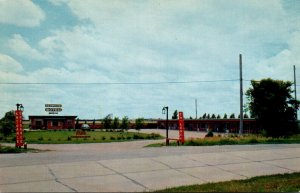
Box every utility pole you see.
[239,54,243,135]
[294,65,298,120]
[195,99,198,131]
[195,99,198,119]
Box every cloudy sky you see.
[0,0,299,120]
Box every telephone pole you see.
[239,54,243,134]
[294,65,298,120]
[195,99,198,119]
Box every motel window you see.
[36,121,42,126]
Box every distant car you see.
[81,124,90,130]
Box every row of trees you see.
[102,114,144,131]
[171,110,250,120]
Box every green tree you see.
[207,114,210,119]
[211,114,216,119]
[113,117,120,129]
[121,116,129,131]
[202,113,207,119]
[103,114,113,129]
[230,113,235,119]
[246,78,299,137]
[217,114,221,119]
[244,113,249,118]
[0,110,15,137]
[135,118,144,131]
[223,113,228,119]
[172,110,178,119]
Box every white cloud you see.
[1,0,300,119]
[251,31,300,82]
[0,0,45,27]
[8,34,46,60]
[0,54,23,73]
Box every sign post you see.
[15,104,24,148]
[178,112,185,144]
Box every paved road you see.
[1,130,300,192]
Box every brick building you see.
[29,115,77,130]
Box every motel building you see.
[29,115,77,130]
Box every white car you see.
[81,124,90,130]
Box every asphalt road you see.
[1,130,300,192]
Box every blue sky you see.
[0,0,299,119]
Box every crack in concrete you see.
[150,158,207,181]
[96,161,150,191]
[47,167,78,192]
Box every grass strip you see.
[0,131,163,144]
[146,134,300,147]
[0,145,43,153]
[157,172,300,192]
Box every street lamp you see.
[162,106,169,145]
[16,103,24,112]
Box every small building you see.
[29,115,77,130]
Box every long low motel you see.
[28,115,259,133]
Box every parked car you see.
[81,124,90,130]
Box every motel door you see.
[47,121,51,129]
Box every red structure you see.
[178,112,185,143]
[15,110,24,147]
[29,115,77,130]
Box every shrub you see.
[249,138,258,144]
[127,136,132,140]
[117,136,122,140]
[48,138,51,141]
[133,134,139,139]
[67,136,72,141]
[219,138,236,145]
[57,138,61,141]
[110,136,115,140]
[93,137,96,140]
[205,130,214,137]
[38,137,44,141]
[102,136,106,140]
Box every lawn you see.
[157,172,300,192]
[0,130,163,144]
[146,134,300,147]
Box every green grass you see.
[146,134,300,147]
[0,144,42,153]
[0,130,162,144]
[157,172,300,192]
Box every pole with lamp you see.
[162,106,169,146]
[15,103,25,148]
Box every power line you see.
[0,79,240,85]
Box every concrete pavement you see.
[1,143,300,192]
